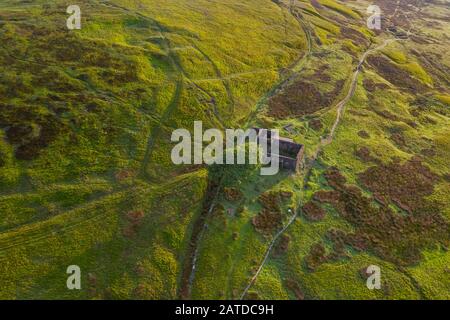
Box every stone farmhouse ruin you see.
[253,128,305,173]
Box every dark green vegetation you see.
[0,0,449,299]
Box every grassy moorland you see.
[0,0,305,299]
[192,0,450,300]
[0,0,449,300]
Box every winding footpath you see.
[182,2,315,299]
[320,38,400,149]
[240,36,405,300]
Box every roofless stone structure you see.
[253,128,305,173]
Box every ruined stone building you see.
[253,128,305,173]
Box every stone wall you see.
[253,128,304,173]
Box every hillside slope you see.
[0,0,449,300]
[0,0,305,299]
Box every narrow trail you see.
[0,172,195,262]
[97,0,188,179]
[138,29,185,178]
[244,2,313,128]
[180,2,314,299]
[191,43,236,115]
[170,44,228,128]
[115,0,419,300]
[239,36,404,300]
[101,1,224,173]
[190,69,275,83]
[0,188,131,259]
[140,79,183,178]
[239,208,298,300]
[312,38,400,159]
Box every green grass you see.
[408,249,450,300]
[0,0,308,299]
[317,0,362,20]
[0,0,449,300]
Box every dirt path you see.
[244,2,313,128]
[318,38,399,149]
[140,79,183,178]
[180,3,315,299]
[239,208,298,299]
[191,44,236,115]
[239,36,404,300]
